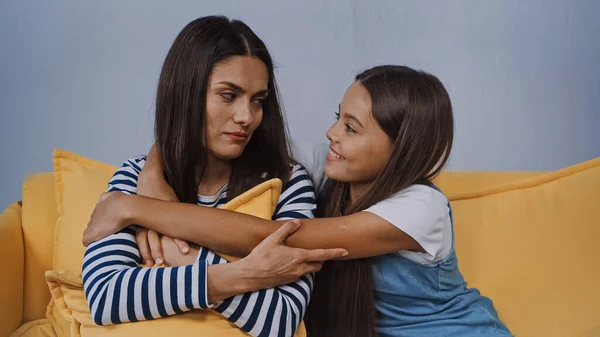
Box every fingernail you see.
[342,251,349,257]
[182,246,189,253]
[146,260,154,266]
[155,258,163,265]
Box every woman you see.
[81,15,346,337]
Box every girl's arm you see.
[127,197,420,259]
[117,144,421,260]
[84,147,421,260]
[84,192,420,260]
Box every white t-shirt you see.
[291,140,453,265]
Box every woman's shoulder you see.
[272,162,317,219]
[289,161,309,176]
[118,155,148,171]
[283,162,314,192]
[289,139,329,193]
[111,155,148,176]
[107,155,148,193]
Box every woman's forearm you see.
[207,261,259,302]
[83,228,257,325]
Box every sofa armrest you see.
[0,202,24,337]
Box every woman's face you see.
[324,81,393,185]
[205,56,268,161]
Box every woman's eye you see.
[345,123,356,133]
[253,98,266,106]
[334,111,340,120]
[221,92,235,100]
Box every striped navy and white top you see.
[82,156,317,337]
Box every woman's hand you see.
[136,227,191,266]
[158,234,199,267]
[82,192,132,246]
[236,220,349,290]
[207,220,349,302]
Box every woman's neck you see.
[197,154,232,196]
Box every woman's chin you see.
[212,146,245,161]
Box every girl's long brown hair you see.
[306,65,454,336]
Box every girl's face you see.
[205,56,268,161]
[324,81,393,185]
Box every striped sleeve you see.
[273,163,317,220]
[106,156,146,194]
[200,248,314,337]
[82,156,212,325]
[212,164,318,336]
[82,228,212,325]
[82,157,316,336]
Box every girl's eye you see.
[345,123,356,133]
[221,92,236,100]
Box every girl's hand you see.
[138,143,179,203]
[82,192,131,246]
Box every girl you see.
[84,66,512,336]
[81,15,346,337]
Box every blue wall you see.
[1,0,599,209]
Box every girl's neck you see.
[349,182,371,208]
[197,154,232,196]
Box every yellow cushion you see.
[10,318,57,337]
[0,202,24,336]
[52,149,118,275]
[452,157,600,337]
[46,149,306,337]
[22,172,59,322]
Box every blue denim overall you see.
[372,183,512,336]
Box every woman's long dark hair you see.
[154,16,291,203]
[306,65,454,337]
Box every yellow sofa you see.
[1,152,599,337]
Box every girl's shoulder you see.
[364,184,451,263]
[377,184,450,223]
[396,184,448,204]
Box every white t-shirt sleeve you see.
[290,139,329,193]
[363,185,450,262]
